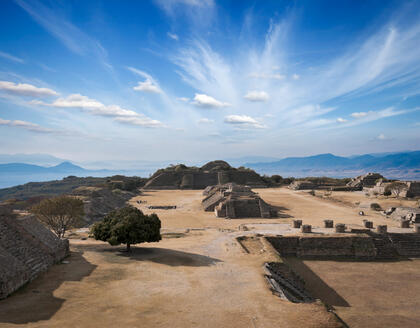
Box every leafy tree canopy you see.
[91,206,161,251]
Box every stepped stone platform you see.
[265,232,420,260]
[201,183,277,218]
[347,172,384,190]
[144,160,268,189]
[0,211,69,299]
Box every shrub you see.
[370,203,382,211]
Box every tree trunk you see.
[126,243,131,252]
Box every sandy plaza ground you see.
[1,187,419,328]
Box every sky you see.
[0,0,419,165]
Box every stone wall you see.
[266,235,376,259]
[0,214,69,299]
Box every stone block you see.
[335,224,346,233]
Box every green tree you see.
[90,207,161,252]
[31,195,84,238]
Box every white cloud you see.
[167,32,179,41]
[0,51,24,64]
[192,93,230,108]
[0,118,54,133]
[128,67,163,94]
[292,74,300,80]
[351,112,369,118]
[244,90,269,102]
[133,80,162,94]
[114,116,164,128]
[197,118,214,124]
[0,81,58,97]
[336,117,347,123]
[33,94,164,128]
[224,115,266,129]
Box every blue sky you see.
[0,0,419,165]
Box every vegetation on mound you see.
[91,206,161,252]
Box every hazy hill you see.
[245,151,420,179]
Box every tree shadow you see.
[115,247,222,267]
[0,250,97,324]
[283,257,350,308]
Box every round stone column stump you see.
[301,224,312,233]
[376,225,388,234]
[293,219,302,228]
[364,220,373,229]
[400,220,410,228]
[324,219,334,228]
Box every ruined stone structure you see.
[72,186,134,226]
[347,173,384,190]
[371,180,420,198]
[201,183,277,218]
[389,207,420,224]
[288,180,317,190]
[144,161,268,189]
[0,212,69,299]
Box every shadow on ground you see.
[117,247,222,267]
[283,258,350,308]
[0,251,97,324]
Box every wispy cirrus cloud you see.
[154,0,214,16]
[171,11,420,135]
[0,80,58,97]
[167,32,179,41]
[0,51,24,64]
[15,0,112,69]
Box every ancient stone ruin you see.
[202,183,277,218]
[370,180,420,198]
[144,160,268,189]
[346,172,384,190]
[388,207,420,224]
[288,180,317,190]
[0,208,69,299]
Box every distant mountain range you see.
[0,151,419,189]
[0,162,119,189]
[0,162,88,174]
[245,151,420,180]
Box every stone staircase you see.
[369,235,399,260]
[264,262,314,303]
[0,217,52,280]
[388,233,420,257]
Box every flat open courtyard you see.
[1,188,419,327]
